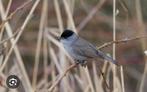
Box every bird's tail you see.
[97,51,118,65]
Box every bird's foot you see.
[76,60,87,67]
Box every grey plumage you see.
[60,29,118,65]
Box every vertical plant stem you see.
[54,0,64,32]
[62,0,76,32]
[135,0,147,92]
[92,62,103,92]
[5,0,12,15]
[77,0,106,31]
[43,37,48,83]
[0,1,40,92]
[113,0,117,92]
[32,0,47,89]
[120,66,125,92]
[84,66,95,92]
[43,0,48,86]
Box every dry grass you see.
[0,0,147,92]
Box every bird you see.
[59,29,118,66]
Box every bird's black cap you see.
[60,29,74,39]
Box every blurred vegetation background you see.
[0,0,147,92]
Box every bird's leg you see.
[76,60,87,67]
[81,60,87,67]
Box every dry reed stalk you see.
[0,30,20,45]
[77,0,106,31]
[0,0,31,46]
[0,0,12,47]
[54,0,65,91]
[0,0,40,92]
[79,66,89,91]
[50,56,56,92]
[43,36,48,84]
[32,0,48,89]
[62,0,76,32]
[0,0,12,39]
[49,45,71,91]
[74,74,84,90]
[97,64,110,89]
[92,62,103,92]
[120,66,125,92]
[98,36,147,49]
[50,47,63,74]
[54,0,64,32]
[112,0,119,92]
[5,0,12,16]
[48,63,77,92]
[1,0,143,92]
[135,0,147,92]
[0,0,32,29]
[66,0,75,29]
[54,0,69,91]
[84,66,95,92]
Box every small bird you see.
[60,29,118,66]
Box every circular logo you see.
[6,75,20,89]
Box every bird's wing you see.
[72,37,98,58]
[72,37,118,65]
